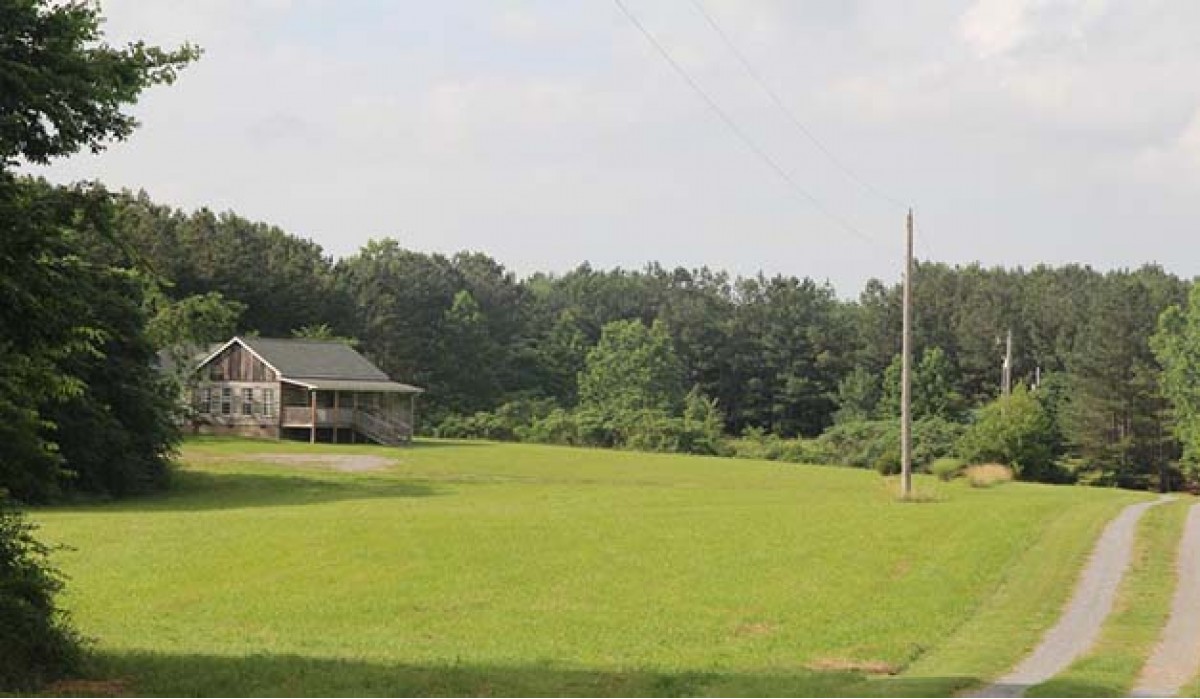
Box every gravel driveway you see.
[967,496,1172,698]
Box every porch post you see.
[351,392,358,444]
[332,390,339,444]
[309,389,317,444]
[409,393,416,441]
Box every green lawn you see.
[33,438,1148,696]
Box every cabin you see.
[190,337,423,445]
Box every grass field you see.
[32,438,1149,696]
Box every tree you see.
[291,323,357,346]
[440,290,503,414]
[1060,271,1181,486]
[0,504,80,691]
[914,346,963,420]
[0,0,197,688]
[726,275,846,436]
[957,384,1059,481]
[1151,284,1200,483]
[833,367,879,424]
[116,199,350,337]
[878,347,961,421]
[0,1,199,166]
[148,291,244,350]
[578,319,684,417]
[335,241,461,415]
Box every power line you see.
[688,0,907,211]
[612,0,877,245]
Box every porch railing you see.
[281,406,356,427]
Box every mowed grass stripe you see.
[33,438,1146,696]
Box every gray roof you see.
[281,378,423,393]
[238,337,392,381]
[195,337,424,393]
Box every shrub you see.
[965,464,1014,488]
[729,427,786,461]
[775,438,829,465]
[873,446,902,475]
[518,408,580,445]
[817,420,896,469]
[957,385,1057,481]
[728,432,827,464]
[816,417,964,473]
[912,417,966,470]
[931,457,966,482]
[0,502,82,691]
[434,399,558,441]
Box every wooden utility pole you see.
[900,209,914,498]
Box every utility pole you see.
[900,209,913,499]
[1002,329,1013,397]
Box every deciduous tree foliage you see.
[578,319,684,417]
[0,0,197,689]
[0,0,196,499]
[1152,285,1200,482]
[958,385,1058,481]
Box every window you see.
[199,387,213,414]
[241,388,254,416]
[220,388,232,415]
[262,388,275,418]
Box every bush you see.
[518,408,580,445]
[815,417,964,473]
[873,446,902,475]
[912,417,965,470]
[728,427,786,461]
[931,457,966,481]
[728,428,826,464]
[957,385,1057,481]
[817,420,896,469]
[434,399,558,441]
[0,502,82,691]
[775,439,829,464]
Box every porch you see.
[281,382,418,446]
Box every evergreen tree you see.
[1151,284,1200,484]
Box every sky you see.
[28,0,1200,295]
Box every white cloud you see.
[959,0,1035,58]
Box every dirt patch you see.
[251,453,397,472]
[807,658,901,675]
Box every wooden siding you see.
[193,381,280,424]
[205,342,277,382]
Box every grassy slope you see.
[1023,498,1189,697]
[33,438,1146,696]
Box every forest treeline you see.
[106,188,1200,489]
